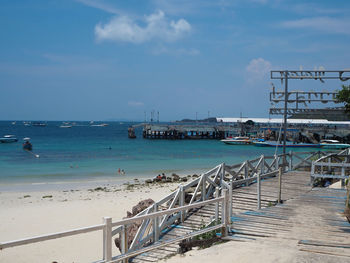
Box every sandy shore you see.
[0,180,179,262]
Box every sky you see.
[1,0,350,121]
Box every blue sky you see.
[1,0,350,121]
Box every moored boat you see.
[221,136,252,145]
[253,141,320,148]
[23,137,33,151]
[0,135,18,143]
[320,140,350,149]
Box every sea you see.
[0,121,292,191]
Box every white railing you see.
[1,149,339,262]
[311,149,350,185]
[0,192,229,263]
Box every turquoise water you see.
[0,121,299,187]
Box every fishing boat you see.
[253,141,319,148]
[60,125,72,128]
[320,140,350,149]
[0,135,18,143]
[221,136,252,145]
[22,137,33,151]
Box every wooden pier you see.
[131,170,350,262]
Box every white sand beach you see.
[0,181,178,263]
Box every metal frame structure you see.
[269,70,350,165]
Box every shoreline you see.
[0,167,208,192]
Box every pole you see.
[283,70,288,171]
[278,167,282,204]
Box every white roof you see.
[216,117,350,125]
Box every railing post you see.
[221,189,229,237]
[341,161,345,187]
[229,179,233,223]
[153,203,159,242]
[215,187,219,224]
[261,155,265,175]
[289,151,293,171]
[201,174,206,201]
[121,225,128,263]
[244,162,249,186]
[221,163,225,185]
[311,161,315,188]
[278,167,282,204]
[257,172,261,210]
[180,186,185,222]
[103,217,112,262]
[275,155,279,171]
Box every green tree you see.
[335,85,350,113]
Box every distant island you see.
[176,117,217,123]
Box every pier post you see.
[229,179,233,223]
[153,203,159,242]
[103,217,112,262]
[310,161,315,188]
[261,155,265,175]
[257,172,261,210]
[180,186,185,222]
[121,224,128,263]
[221,189,229,237]
[278,167,282,203]
[215,187,219,224]
[244,162,249,187]
[289,151,293,171]
[201,174,206,201]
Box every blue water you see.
[0,121,290,186]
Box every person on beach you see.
[118,168,121,174]
[121,169,125,175]
[161,173,166,179]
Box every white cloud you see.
[246,58,272,79]
[128,101,144,107]
[280,17,350,35]
[95,10,191,44]
[76,0,121,15]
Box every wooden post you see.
[221,163,225,185]
[103,217,112,262]
[153,203,159,242]
[180,186,185,222]
[341,162,345,187]
[221,189,229,237]
[278,167,282,204]
[275,156,279,171]
[229,179,233,223]
[261,155,265,175]
[244,162,249,186]
[201,174,206,201]
[121,225,128,263]
[257,172,261,210]
[215,187,219,224]
[289,151,293,171]
[310,161,315,188]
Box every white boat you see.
[0,135,18,143]
[221,136,252,145]
[320,140,350,149]
[60,125,72,128]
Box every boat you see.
[60,125,72,128]
[0,135,18,143]
[253,141,320,148]
[221,136,252,145]
[32,122,47,127]
[91,123,109,127]
[320,140,350,149]
[22,137,33,151]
